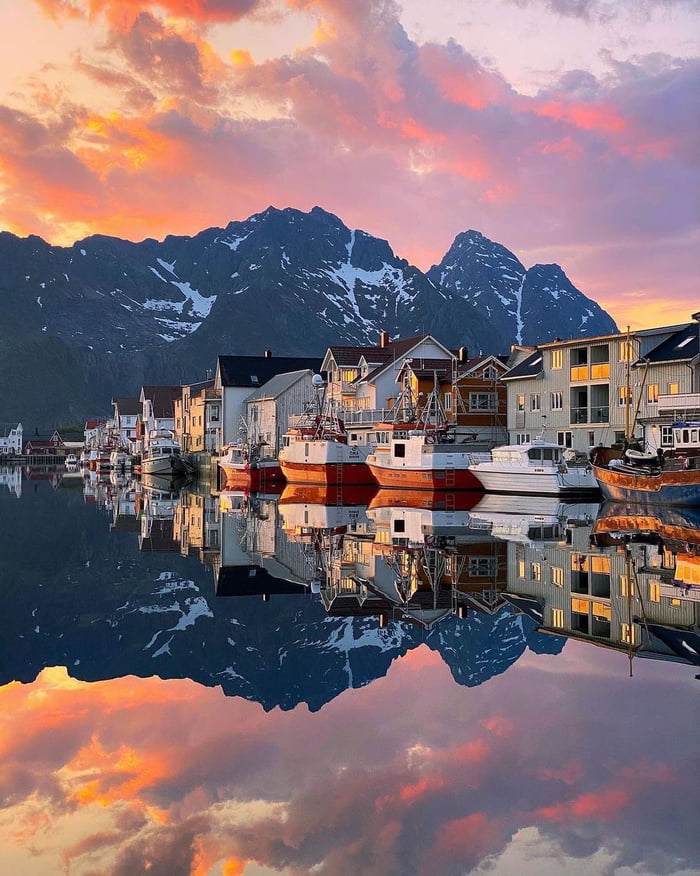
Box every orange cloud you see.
[35,0,260,30]
[534,100,628,134]
[536,788,629,823]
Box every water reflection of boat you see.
[467,494,599,545]
[592,501,700,546]
[278,484,375,535]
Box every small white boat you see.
[468,439,598,495]
[65,454,78,467]
[141,433,191,476]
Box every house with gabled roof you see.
[138,385,181,453]
[500,313,700,453]
[244,369,317,457]
[322,332,459,432]
[111,397,140,452]
[214,353,322,450]
[0,422,23,457]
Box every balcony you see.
[570,365,589,381]
[658,392,700,414]
[571,407,588,424]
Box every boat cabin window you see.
[527,447,559,463]
[394,443,406,458]
[283,436,290,447]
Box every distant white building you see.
[0,423,23,456]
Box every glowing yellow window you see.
[571,365,589,381]
[571,598,589,614]
[552,608,564,628]
[591,556,611,573]
[649,581,661,602]
[551,566,564,587]
[621,623,637,644]
[571,554,589,571]
[518,560,526,578]
[620,575,633,597]
[592,602,611,620]
[591,363,610,379]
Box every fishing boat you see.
[278,374,374,485]
[365,383,483,491]
[141,432,192,477]
[218,440,283,490]
[109,448,132,471]
[467,439,598,495]
[590,422,700,506]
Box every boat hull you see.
[220,461,284,491]
[279,459,374,485]
[468,467,598,495]
[592,463,700,506]
[141,456,189,476]
[367,463,482,491]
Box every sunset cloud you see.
[0,0,695,327]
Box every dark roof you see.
[217,355,322,388]
[216,565,308,597]
[328,335,434,367]
[112,397,141,416]
[641,322,699,365]
[141,386,181,418]
[502,350,544,380]
[400,358,453,380]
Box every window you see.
[516,433,531,445]
[571,597,589,614]
[620,575,633,597]
[483,366,499,379]
[393,519,405,533]
[618,386,632,406]
[649,581,661,602]
[590,345,610,379]
[518,559,526,578]
[661,425,673,447]
[619,340,634,361]
[557,431,573,448]
[517,394,525,412]
[588,431,595,445]
[668,382,679,395]
[621,623,637,645]
[571,348,589,381]
[551,391,563,410]
[469,392,497,411]
[210,405,220,422]
[551,349,563,369]
[530,393,541,411]
[531,562,542,582]
[552,608,564,628]
[551,566,564,587]
[394,443,406,458]
[647,384,659,404]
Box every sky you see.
[0,0,698,330]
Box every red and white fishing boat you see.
[366,384,483,491]
[278,375,374,485]
[218,440,284,491]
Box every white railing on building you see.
[657,392,700,413]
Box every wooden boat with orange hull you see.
[590,422,700,507]
[592,501,700,546]
[368,488,482,511]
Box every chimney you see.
[458,346,467,362]
[264,349,272,358]
[380,331,389,348]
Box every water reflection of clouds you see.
[1,647,696,876]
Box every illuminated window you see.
[517,394,525,412]
[551,566,564,587]
[649,581,661,602]
[619,340,634,361]
[552,608,564,627]
[668,382,679,395]
[620,575,633,597]
[531,562,542,582]
[647,384,659,404]
[621,623,637,644]
[551,349,563,369]
[518,559,526,578]
[571,597,589,614]
[591,556,611,573]
[618,386,632,406]
[592,602,611,620]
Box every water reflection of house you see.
[173,490,220,564]
[0,465,22,497]
[503,512,700,668]
[213,492,310,597]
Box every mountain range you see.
[0,206,618,428]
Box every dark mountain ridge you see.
[0,207,618,429]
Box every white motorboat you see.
[468,439,598,495]
[141,433,191,476]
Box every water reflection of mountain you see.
[0,478,562,713]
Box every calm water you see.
[1,468,698,876]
